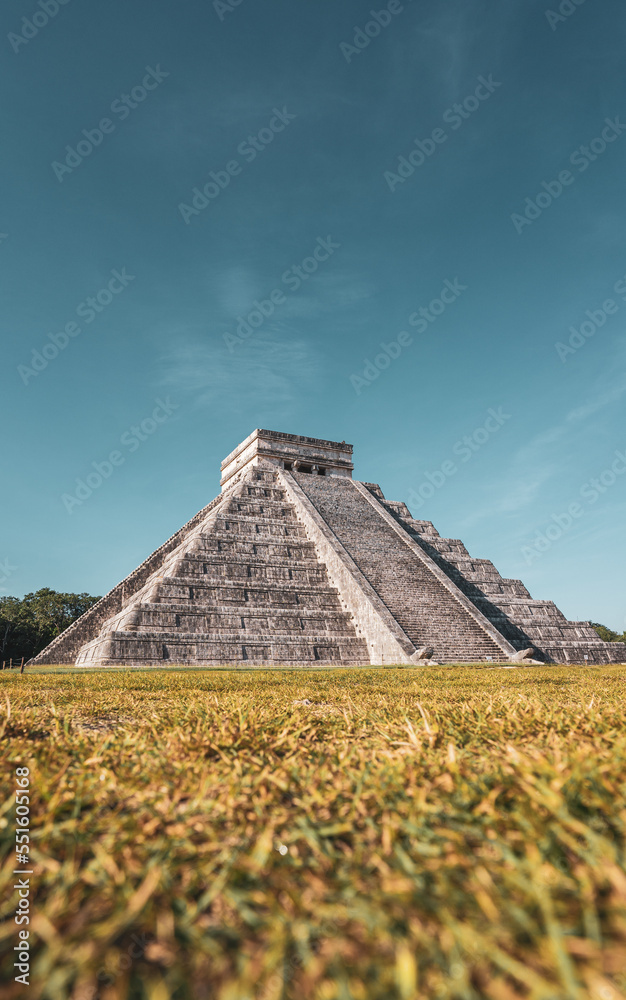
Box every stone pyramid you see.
[32,429,625,667]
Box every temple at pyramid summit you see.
[32,429,626,667]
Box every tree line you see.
[591,623,626,644]
[0,589,100,663]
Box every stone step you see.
[125,621,360,638]
[154,578,345,609]
[217,510,295,519]
[133,600,354,619]
[126,606,358,636]
[214,515,306,538]
[191,537,317,559]
[539,642,626,665]
[240,485,286,500]
[178,552,323,569]
[475,597,566,613]
[224,498,296,518]
[76,631,369,667]
[173,559,329,585]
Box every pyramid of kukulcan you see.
[31,430,625,667]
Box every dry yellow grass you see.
[1,665,625,1000]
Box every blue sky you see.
[2,0,625,630]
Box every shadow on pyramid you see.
[31,430,626,668]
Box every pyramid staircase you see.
[292,473,509,663]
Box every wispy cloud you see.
[155,328,323,412]
[564,369,626,425]
[388,0,524,101]
[211,265,262,316]
[206,262,373,328]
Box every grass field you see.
[1,665,626,1000]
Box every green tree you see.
[0,596,24,661]
[591,623,626,643]
[0,589,100,663]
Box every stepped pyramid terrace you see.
[32,429,626,667]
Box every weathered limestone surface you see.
[31,429,626,666]
[279,470,418,665]
[69,470,369,667]
[28,495,224,665]
[292,474,514,663]
[369,489,626,666]
[220,428,354,490]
